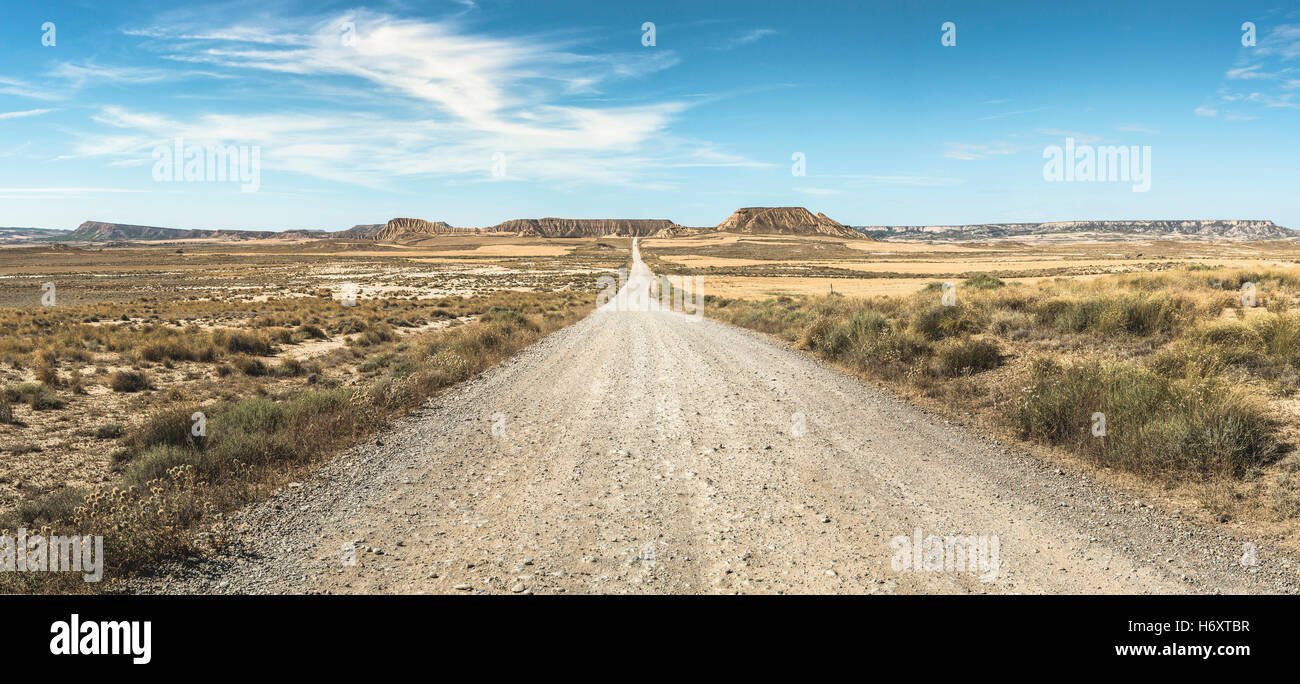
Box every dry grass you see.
[0,238,618,592]
[710,264,1300,526]
[647,234,1300,294]
[0,293,591,593]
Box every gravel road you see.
[132,241,1300,594]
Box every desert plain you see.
[4,230,1300,592]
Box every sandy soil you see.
[130,244,1300,594]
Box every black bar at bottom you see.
[0,594,1287,670]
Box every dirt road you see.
[136,241,1300,594]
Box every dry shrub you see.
[108,370,151,392]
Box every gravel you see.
[125,245,1300,595]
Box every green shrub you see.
[233,356,267,376]
[94,423,125,439]
[271,358,305,377]
[359,351,399,374]
[1033,293,1185,336]
[108,370,151,392]
[123,445,207,489]
[210,397,286,436]
[909,303,982,341]
[295,324,327,339]
[125,405,202,453]
[932,337,1002,377]
[14,486,89,527]
[138,339,217,363]
[3,383,65,410]
[1011,358,1278,478]
[212,329,274,356]
[1252,312,1300,365]
[483,307,540,333]
[963,273,1005,290]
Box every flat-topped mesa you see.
[375,218,479,241]
[862,219,1295,242]
[489,218,684,238]
[716,207,864,238]
[71,221,280,241]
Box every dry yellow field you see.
[419,244,574,257]
[639,233,1300,300]
[701,273,1118,299]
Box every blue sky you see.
[1,0,1298,231]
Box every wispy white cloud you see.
[793,187,839,196]
[48,63,175,87]
[0,76,60,100]
[713,29,777,51]
[1035,128,1102,144]
[1256,23,1300,60]
[0,187,142,192]
[858,174,964,187]
[977,107,1046,121]
[1221,91,1299,108]
[1227,65,1274,80]
[0,187,144,201]
[0,108,55,121]
[60,10,754,190]
[943,141,1019,160]
[796,173,966,192]
[1207,23,1300,119]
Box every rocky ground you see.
[127,245,1300,594]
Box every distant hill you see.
[717,207,863,238]
[487,218,687,238]
[0,227,67,242]
[69,221,284,241]
[62,221,345,242]
[333,224,386,240]
[374,218,480,242]
[372,209,860,240]
[859,220,1295,242]
[41,214,1292,245]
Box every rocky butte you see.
[373,218,481,241]
[715,207,863,238]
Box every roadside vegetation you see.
[0,281,591,592]
[710,267,1300,521]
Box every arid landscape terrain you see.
[8,1,1300,668]
[4,210,1300,594]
